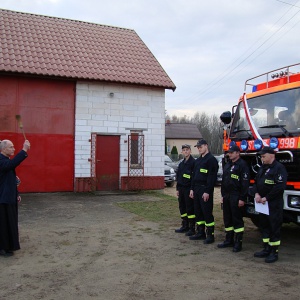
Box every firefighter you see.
[175,144,195,235]
[252,146,287,263]
[189,139,218,244]
[218,144,249,252]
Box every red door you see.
[96,135,120,191]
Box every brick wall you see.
[74,81,166,184]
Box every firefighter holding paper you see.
[252,146,287,263]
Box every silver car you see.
[165,155,178,173]
[164,165,176,187]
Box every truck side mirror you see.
[220,111,232,124]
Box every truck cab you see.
[220,63,300,226]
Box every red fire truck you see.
[220,63,300,226]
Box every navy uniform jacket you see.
[191,153,218,194]
[252,160,287,202]
[176,155,195,189]
[0,150,28,204]
[221,157,250,201]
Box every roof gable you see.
[165,123,202,139]
[0,9,176,90]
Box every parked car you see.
[214,155,224,185]
[164,164,176,187]
[165,155,179,173]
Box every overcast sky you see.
[2,0,300,119]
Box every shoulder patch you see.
[277,174,283,182]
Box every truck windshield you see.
[230,87,300,139]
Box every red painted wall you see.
[0,76,75,192]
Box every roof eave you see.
[0,69,176,90]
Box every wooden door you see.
[96,135,120,191]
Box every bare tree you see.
[192,112,210,142]
[208,114,223,155]
[166,111,223,155]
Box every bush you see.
[171,146,178,155]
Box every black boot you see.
[203,226,215,244]
[189,225,206,240]
[217,231,234,248]
[185,220,196,236]
[175,218,189,233]
[232,232,243,252]
[265,246,279,263]
[254,243,271,258]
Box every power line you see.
[231,11,300,80]
[181,0,300,105]
[275,0,300,8]
[200,2,300,96]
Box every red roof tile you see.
[0,9,176,90]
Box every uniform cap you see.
[182,144,191,149]
[194,139,207,147]
[228,145,240,153]
[258,146,275,155]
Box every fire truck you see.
[220,63,300,226]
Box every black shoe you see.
[175,226,189,233]
[185,228,196,236]
[218,231,234,248]
[189,233,206,240]
[217,240,234,248]
[254,244,271,258]
[175,219,189,233]
[254,249,270,258]
[232,243,242,252]
[203,236,214,244]
[232,232,243,252]
[203,226,215,244]
[265,246,279,263]
[265,253,278,263]
[0,249,13,257]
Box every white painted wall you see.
[74,81,166,180]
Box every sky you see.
[1,0,300,119]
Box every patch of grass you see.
[141,190,178,201]
[116,190,224,227]
[116,192,179,223]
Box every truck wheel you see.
[166,182,175,187]
[250,215,260,227]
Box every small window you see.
[129,131,144,171]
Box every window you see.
[129,131,144,175]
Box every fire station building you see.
[0,9,176,193]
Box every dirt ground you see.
[0,187,299,300]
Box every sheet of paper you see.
[254,201,269,215]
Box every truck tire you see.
[166,182,175,187]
